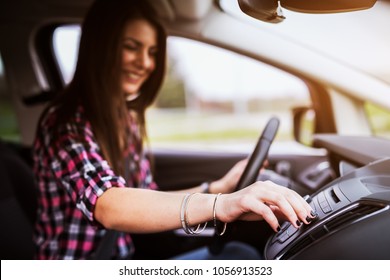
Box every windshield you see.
[220,0,390,85]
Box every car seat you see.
[0,140,37,259]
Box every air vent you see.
[280,202,385,259]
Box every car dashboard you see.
[264,134,390,259]
[313,134,390,174]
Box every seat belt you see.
[91,230,119,260]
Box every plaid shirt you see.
[33,105,157,259]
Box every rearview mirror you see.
[237,0,377,23]
[281,0,377,13]
[238,0,285,23]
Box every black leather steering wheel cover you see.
[235,117,280,191]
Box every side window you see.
[52,29,312,152]
[52,25,80,84]
[0,52,20,142]
[365,103,390,139]
[148,37,311,152]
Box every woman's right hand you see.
[216,180,316,232]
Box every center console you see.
[264,157,390,259]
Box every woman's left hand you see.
[209,159,250,194]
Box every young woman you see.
[33,0,315,260]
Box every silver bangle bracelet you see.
[180,193,192,234]
[180,193,208,235]
[213,193,227,236]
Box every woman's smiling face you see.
[121,18,158,98]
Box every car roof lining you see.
[4,0,213,22]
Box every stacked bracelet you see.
[180,192,227,236]
[180,193,191,234]
[213,193,227,236]
[180,193,208,234]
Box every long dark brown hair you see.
[48,0,166,175]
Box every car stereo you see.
[264,157,390,259]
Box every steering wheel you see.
[235,116,280,191]
[208,117,280,255]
